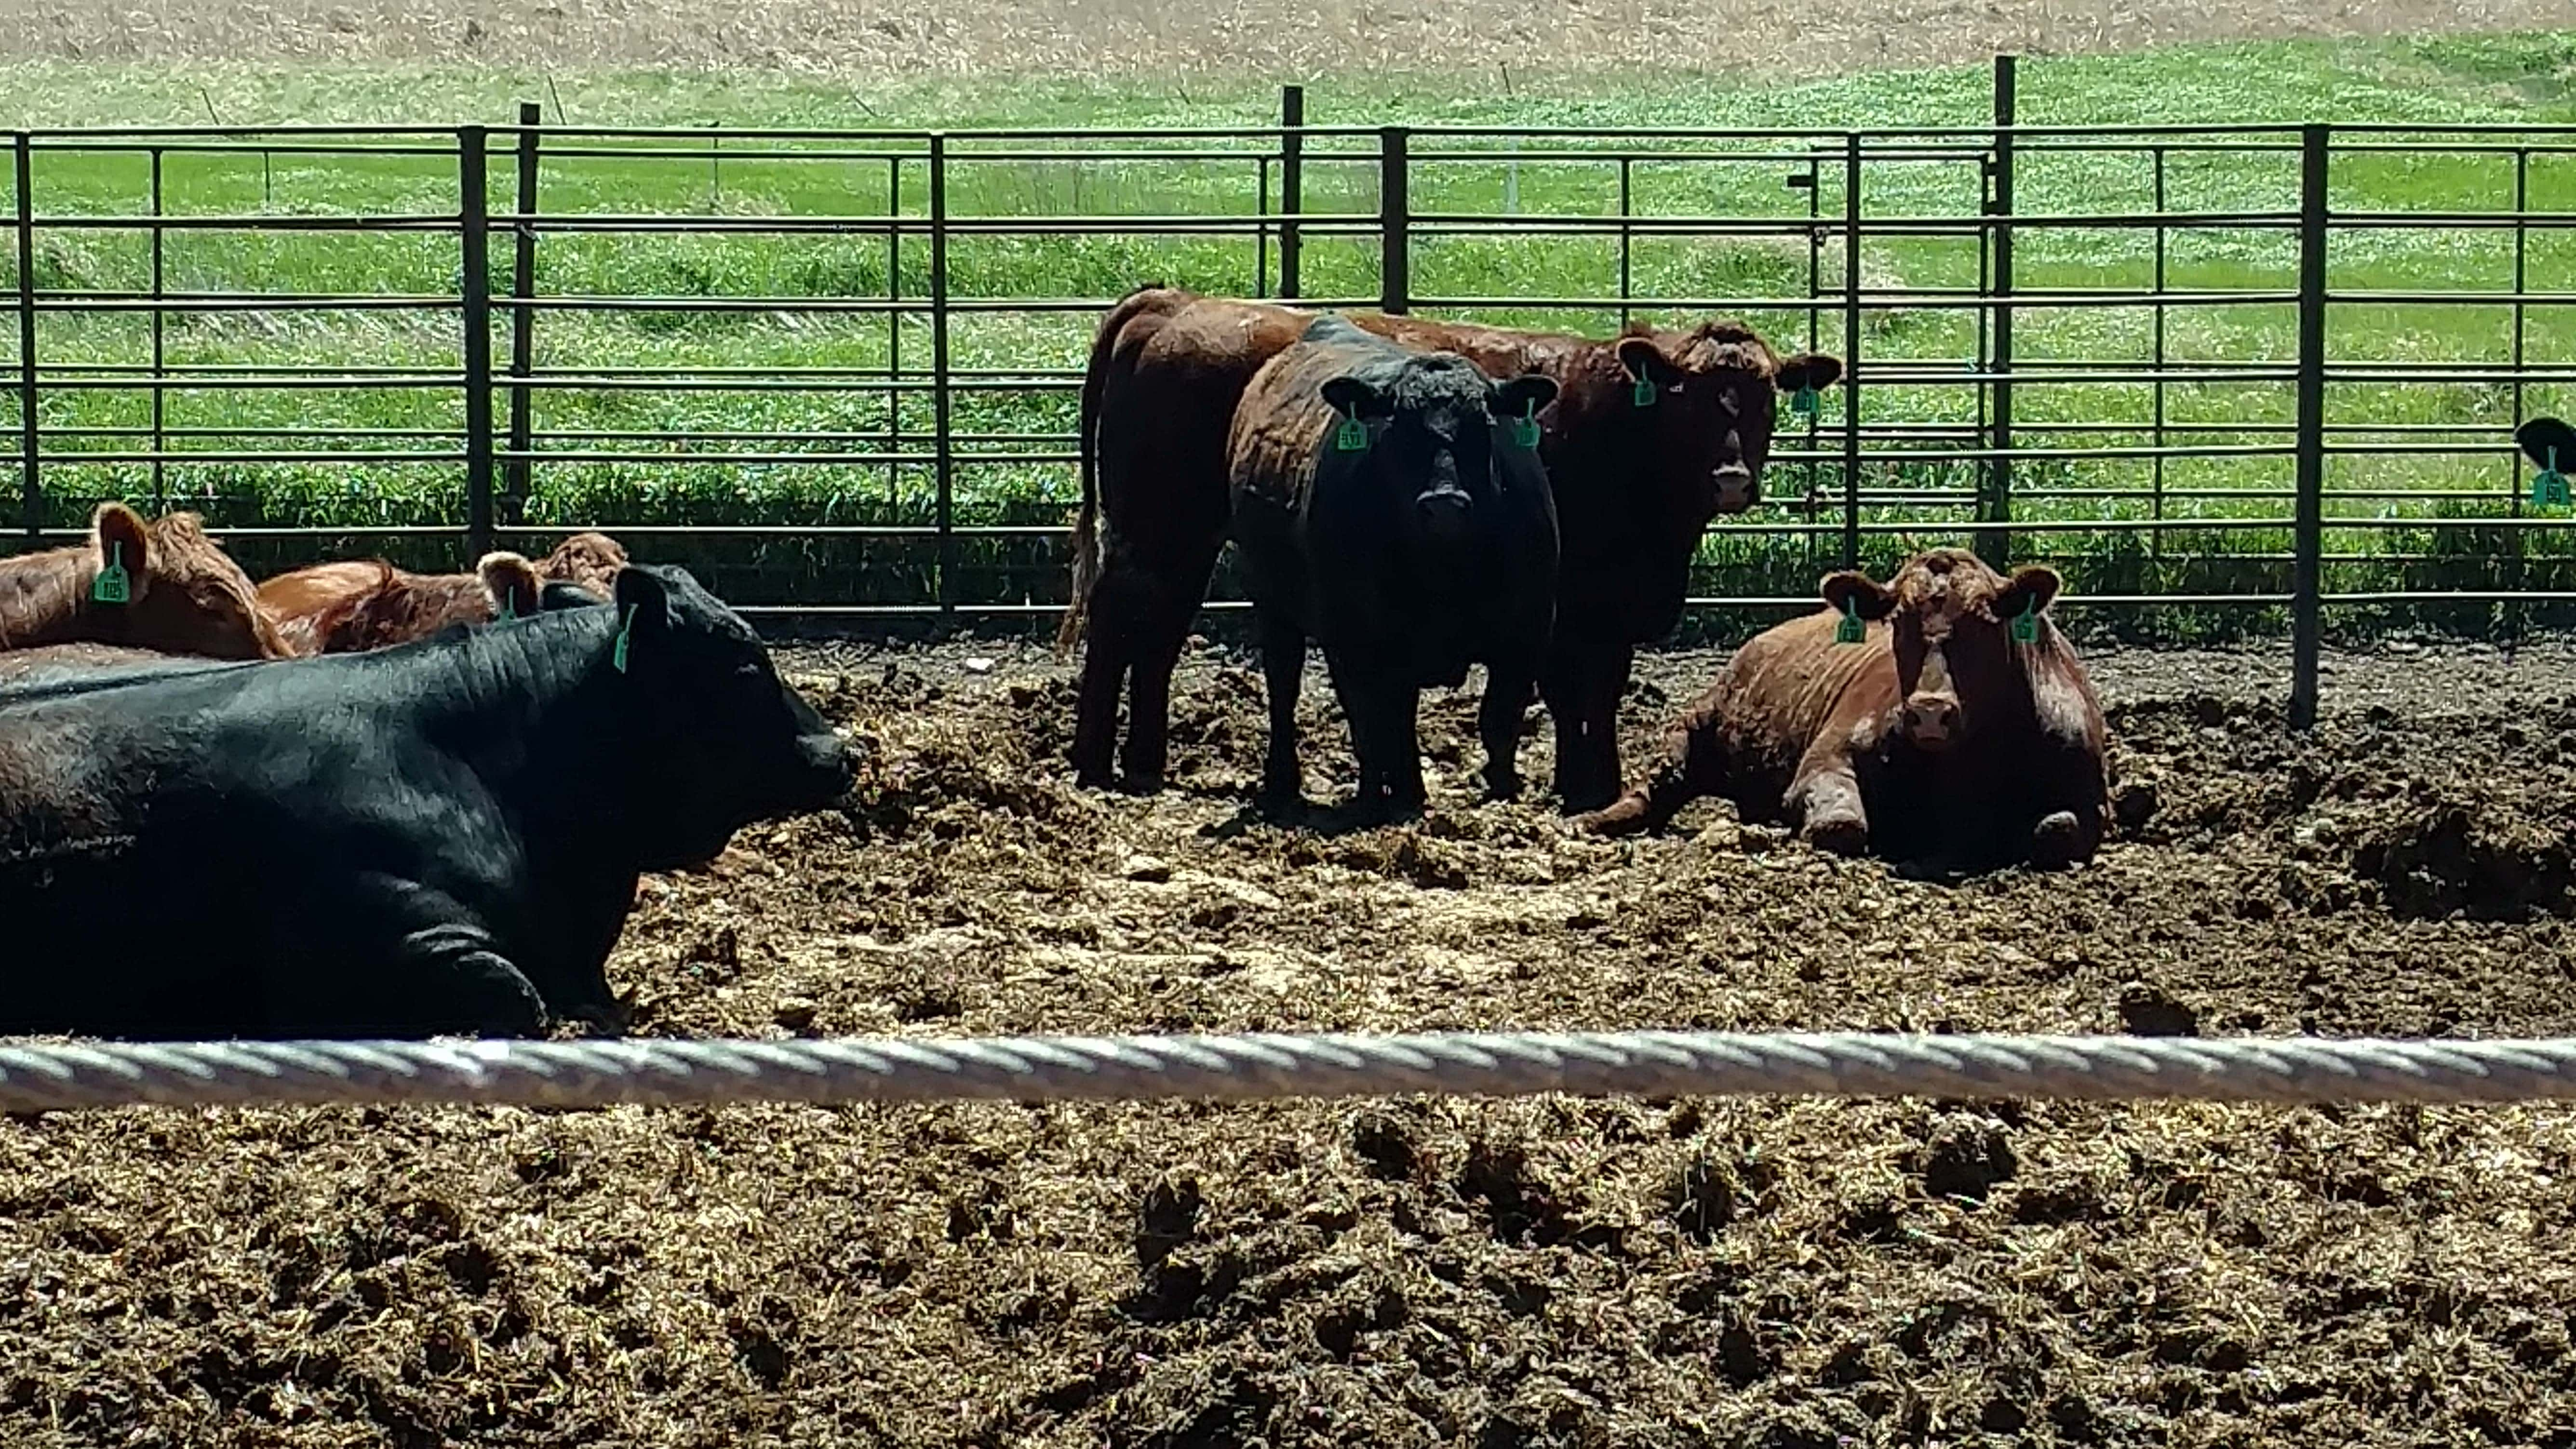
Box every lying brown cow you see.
[260,532,629,655]
[0,501,289,660]
[1059,285,1838,808]
[1573,549,2110,870]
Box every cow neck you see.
[428,610,638,835]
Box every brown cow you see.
[1058,284,1840,805]
[1571,548,2110,870]
[260,532,629,655]
[0,501,290,660]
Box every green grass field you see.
[10,32,2576,634]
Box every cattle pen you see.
[7,50,2576,1447]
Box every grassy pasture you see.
[9,33,2576,633]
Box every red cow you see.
[259,532,629,655]
[1573,548,2111,870]
[0,501,290,660]
[1058,285,1838,808]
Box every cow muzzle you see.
[1900,692,1963,751]
[1712,465,1758,514]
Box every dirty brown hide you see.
[259,531,630,656]
[0,502,290,660]
[1227,315,1560,817]
[1573,549,2110,870]
[1059,285,1840,808]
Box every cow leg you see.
[1559,645,1632,815]
[1322,646,1386,817]
[280,882,552,1037]
[1477,661,1537,803]
[1069,560,1145,790]
[1382,683,1429,819]
[2029,806,2101,871]
[1257,612,1307,812]
[1789,764,1871,858]
[1538,650,1588,810]
[1120,556,1221,794]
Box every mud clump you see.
[2349,801,2574,921]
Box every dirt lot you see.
[2,631,2575,1447]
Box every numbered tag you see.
[1507,402,1540,449]
[1834,598,1864,645]
[2535,447,2570,508]
[1333,416,1369,452]
[1631,376,1657,409]
[612,604,637,673]
[2010,597,2039,644]
[1791,385,1821,417]
[92,542,131,605]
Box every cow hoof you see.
[1117,772,1167,797]
[2029,810,2087,870]
[1073,767,1115,792]
[1481,772,1523,804]
[1805,816,1869,857]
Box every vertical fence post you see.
[14,133,38,542]
[459,126,495,564]
[504,101,541,529]
[1840,132,1863,571]
[930,133,955,620]
[149,147,166,514]
[1379,126,1409,315]
[1278,84,1303,300]
[1980,53,2016,567]
[2289,123,2328,731]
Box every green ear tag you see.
[1631,376,1657,409]
[2536,446,2570,509]
[1334,416,1369,452]
[2010,595,2039,644]
[1508,401,1540,449]
[1791,385,1821,417]
[612,603,637,673]
[1834,597,1864,645]
[92,543,131,605]
[497,591,516,621]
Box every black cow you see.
[0,564,851,1039]
[1226,315,1561,819]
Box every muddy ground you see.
[3,631,2576,1447]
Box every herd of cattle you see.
[1,282,2564,1041]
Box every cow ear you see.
[2517,416,2576,471]
[93,502,152,597]
[611,566,675,660]
[1490,374,1558,418]
[476,551,543,621]
[1821,569,1896,620]
[1320,375,1388,420]
[1996,564,2063,619]
[1774,353,1843,395]
[1615,336,1680,389]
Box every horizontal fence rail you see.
[7,57,2576,710]
[5,1030,2576,1113]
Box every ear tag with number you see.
[92,542,130,605]
[612,604,637,673]
[1791,385,1821,417]
[2010,595,2039,644]
[1834,596,1864,645]
[1631,376,1657,409]
[2535,446,2570,508]
[1333,416,1369,452]
[1507,400,1540,449]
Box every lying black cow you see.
[0,564,850,1039]
[1226,314,1561,818]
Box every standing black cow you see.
[1226,315,1561,819]
[0,564,851,1039]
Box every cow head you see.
[538,531,630,599]
[97,504,294,660]
[475,552,545,620]
[1822,549,2059,755]
[600,564,852,869]
[1616,322,1841,523]
[1320,358,1558,556]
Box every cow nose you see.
[1712,465,1757,513]
[1902,694,1962,749]
[1417,489,1473,542]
